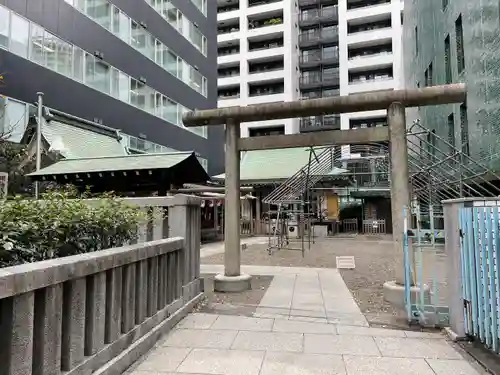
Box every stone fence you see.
[0,195,203,375]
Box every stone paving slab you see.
[128,265,482,375]
[260,352,346,375]
[304,333,382,356]
[374,337,463,359]
[231,331,304,352]
[176,348,264,375]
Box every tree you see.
[0,100,60,196]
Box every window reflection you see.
[10,14,29,58]
[0,6,10,48]
[0,4,208,138]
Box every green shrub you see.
[0,191,146,267]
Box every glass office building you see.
[403,0,500,172]
[0,0,222,173]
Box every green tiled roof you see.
[40,117,127,159]
[28,152,195,176]
[213,147,347,182]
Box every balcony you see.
[300,115,341,132]
[248,81,284,97]
[299,70,339,89]
[301,88,340,99]
[299,50,339,68]
[347,0,390,11]
[249,60,284,74]
[248,17,283,30]
[218,4,239,13]
[299,27,339,47]
[348,51,393,70]
[249,0,282,6]
[218,25,240,35]
[248,37,284,52]
[298,0,338,6]
[299,6,339,27]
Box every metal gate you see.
[459,204,500,353]
[403,206,449,327]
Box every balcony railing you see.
[301,89,340,99]
[349,75,393,85]
[299,6,338,23]
[299,27,339,44]
[248,17,283,29]
[248,0,282,6]
[299,50,339,65]
[249,87,284,96]
[218,48,240,56]
[248,40,284,52]
[218,26,240,35]
[218,70,240,78]
[218,93,241,99]
[249,64,284,74]
[218,4,239,13]
[347,0,390,10]
[348,51,392,60]
[300,115,341,132]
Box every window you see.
[130,79,146,110]
[86,0,112,29]
[85,54,111,93]
[164,50,178,76]
[442,0,448,11]
[73,48,84,81]
[112,7,131,43]
[10,14,30,58]
[4,98,29,142]
[111,68,130,102]
[162,96,178,124]
[447,113,455,155]
[444,35,452,84]
[456,15,465,73]
[56,40,73,76]
[428,62,433,86]
[0,5,9,49]
[30,25,45,64]
[43,32,59,71]
[460,104,469,155]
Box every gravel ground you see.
[202,236,408,327]
[194,274,274,317]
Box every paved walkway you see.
[128,266,483,375]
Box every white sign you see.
[336,256,355,269]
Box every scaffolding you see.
[263,146,336,256]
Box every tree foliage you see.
[0,189,146,267]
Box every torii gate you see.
[183,84,467,296]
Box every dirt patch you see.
[195,274,273,317]
[201,237,410,327]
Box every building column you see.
[214,119,252,292]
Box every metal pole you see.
[35,92,44,199]
[387,102,411,286]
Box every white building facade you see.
[217,0,404,139]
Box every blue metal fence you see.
[403,205,450,327]
[459,205,500,353]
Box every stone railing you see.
[0,195,202,375]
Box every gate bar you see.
[183,84,466,126]
[185,84,467,293]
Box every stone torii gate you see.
[183,84,467,294]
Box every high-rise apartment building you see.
[217,0,404,141]
[217,0,298,137]
[403,0,500,172]
[0,0,223,173]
